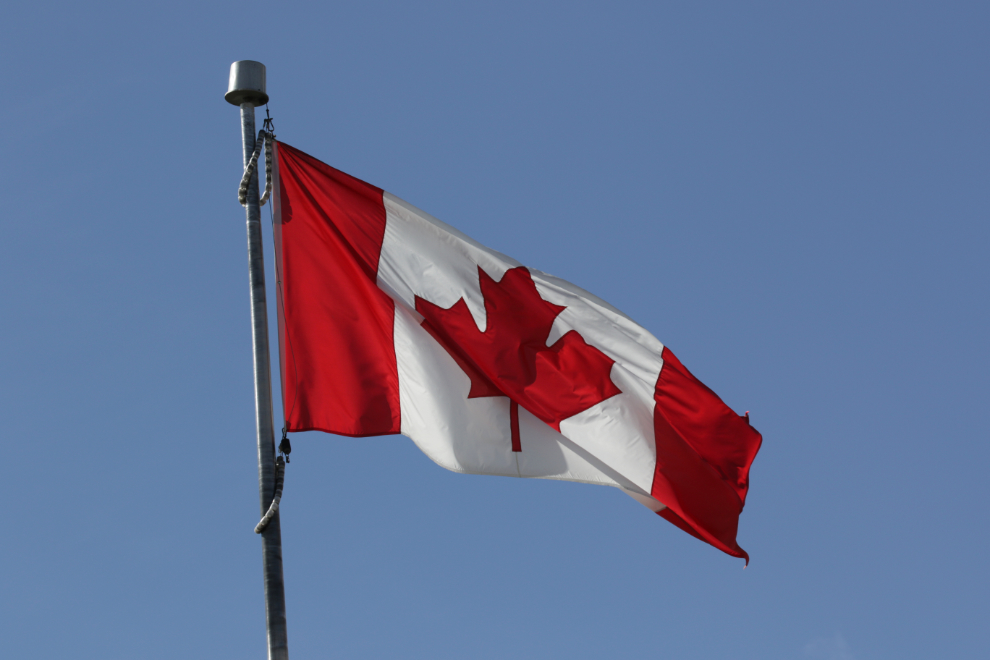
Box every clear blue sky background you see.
[1,2,987,659]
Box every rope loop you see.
[254,455,285,534]
[238,129,275,208]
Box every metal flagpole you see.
[225,60,289,660]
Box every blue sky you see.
[1,2,987,658]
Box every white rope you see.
[239,130,274,207]
[255,456,285,534]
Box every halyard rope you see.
[243,117,285,534]
[239,129,274,207]
[255,455,286,534]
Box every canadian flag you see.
[272,141,762,561]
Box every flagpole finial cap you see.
[225,60,269,106]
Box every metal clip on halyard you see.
[238,128,275,208]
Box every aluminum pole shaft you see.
[240,100,289,660]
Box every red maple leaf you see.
[415,266,621,449]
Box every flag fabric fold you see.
[272,140,762,560]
